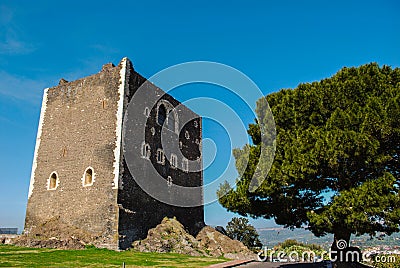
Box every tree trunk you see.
[331,229,351,268]
[331,231,351,251]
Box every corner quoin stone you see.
[25,57,205,250]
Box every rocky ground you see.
[3,217,257,260]
[0,235,18,245]
[11,217,93,249]
[132,217,257,259]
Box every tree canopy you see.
[218,63,400,247]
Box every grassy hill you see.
[0,245,226,268]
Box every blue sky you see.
[0,0,399,232]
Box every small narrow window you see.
[61,146,67,157]
[144,107,150,117]
[185,131,190,140]
[141,142,151,159]
[182,158,189,172]
[102,100,107,109]
[82,167,95,187]
[167,176,173,187]
[157,149,165,164]
[48,172,59,190]
[170,154,177,168]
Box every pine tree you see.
[218,63,400,251]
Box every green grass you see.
[0,245,226,267]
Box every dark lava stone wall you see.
[118,68,204,249]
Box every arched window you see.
[170,154,177,168]
[144,107,150,117]
[157,101,179,133]
[158,104,167,126]
[48,172,59,190]
[157,149,165,164]
[141,142,151,159]
[182,158,189,172]
[167,176,173,187]
[82,167,95,187]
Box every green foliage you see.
[277,239,323,252]
[0,244,226,267]
[225,217,262,251]
[278,239,302,248]
[218,63,400,245]
[271,239,328,261]
[277,239,321,251]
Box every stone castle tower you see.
[25,58,204,249]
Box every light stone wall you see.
[25,61,126,248]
